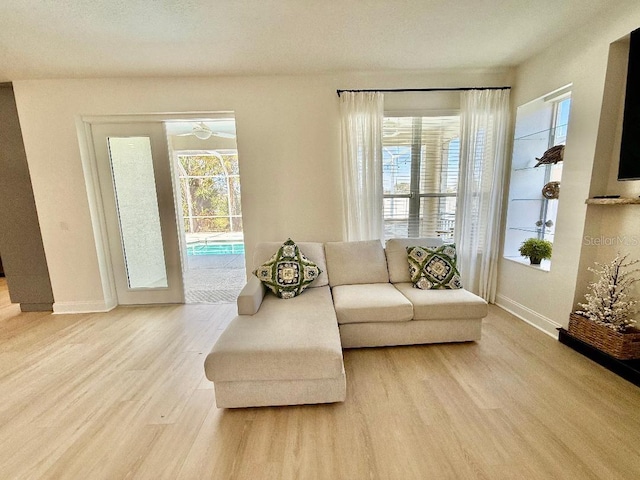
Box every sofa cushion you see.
[253,241,329,287]
[394,282,488,320]
[407,244,462,290]
[332,283,413,324]
[386,237,444,284]
[325,240,389,287]
[339,319,482,348]
[205,286,344,382]
[253,239,322,299]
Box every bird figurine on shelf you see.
[534,144,565,167]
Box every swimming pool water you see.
[187,243,245,256]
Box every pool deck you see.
[181,233,246,304]
[183,253,246,304]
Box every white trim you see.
[174,149,238,155]
[81,111,235,124]
[503,256,551,272]
[75,116,118,308]
[53,300,116,314]
[542,84,573,103]
[495,294,561,339]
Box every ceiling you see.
[0,0,617,82]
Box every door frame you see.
[78,112,234,309]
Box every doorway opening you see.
[166,118,246,304]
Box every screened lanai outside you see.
[175,149,246,303]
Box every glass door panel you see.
[107,136,168,289]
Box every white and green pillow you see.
[406,244,463,290]
[253,239,322,299]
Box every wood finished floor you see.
[1,278,639,479]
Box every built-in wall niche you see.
[503,86,572,271]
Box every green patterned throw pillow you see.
[406,244,463,290]
[253,239,322,299]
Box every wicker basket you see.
[568,313,640,360]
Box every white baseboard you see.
[53,300,117,314]
[495,294,561,339]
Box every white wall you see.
[496,2,640,336]
[13,69,510,311]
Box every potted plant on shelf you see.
[518,238,552,265]
[570,253,640,359]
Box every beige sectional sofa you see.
[204,238,488,408]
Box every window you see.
[382,116,460,241]
[503,87,572,269]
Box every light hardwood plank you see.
[0,277,639,479]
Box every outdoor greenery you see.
[178,154,242,233]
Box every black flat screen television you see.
[619,27,640,180]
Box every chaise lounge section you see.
[204,242,346,408]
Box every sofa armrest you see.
[237,275,266,315]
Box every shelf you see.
[585,197,640,205]
[558,328,640,387]
[514,123,569,141]
[511,198,557,202]
[508,227,554,235]
[503,256,551,271]
[513,163,563,172]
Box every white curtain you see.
[339,91,384,241]
[455,89,510,303]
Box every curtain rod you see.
[336,86,511,97]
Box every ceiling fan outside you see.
[177,122,236,140]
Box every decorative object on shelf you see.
[567,313,640,360]
[534,144,565,167]
[542,181,560,199]
[568,254,640,359]
[535,219,554,228]
[575,253,639,332]
[518,238,552,265]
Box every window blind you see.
[382,116,460,241]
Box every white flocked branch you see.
[576,253,640,332]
